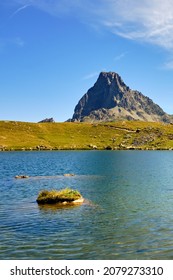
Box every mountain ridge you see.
[71,72,171,123]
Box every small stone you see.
[15,175,29,179]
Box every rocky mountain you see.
[71,72,171,123]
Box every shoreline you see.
[1,147,173,151]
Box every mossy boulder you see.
[36,188,83,205]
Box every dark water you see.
[1,150,173,260]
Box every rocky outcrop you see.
[38,118,55,123]
[71,72,171,123]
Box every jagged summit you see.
[71,71,170,123]
[97,72,129,91]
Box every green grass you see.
[1,120,173,150]
[36,188,82,204]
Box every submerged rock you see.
[15,175,29,179]
[36,188,84,205]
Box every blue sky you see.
[1,0,173,122]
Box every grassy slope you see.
[1,120,173,150]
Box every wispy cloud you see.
[13,0,173,51]
[97,0,173,50]
[114,52,127,62]
[10,4,31,18]
[13,37,25,47]
[14,0,84,16]
[0,37,24,52]
[82,71,99,80]
[163,59,173,70]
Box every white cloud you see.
[163,59,173,69]
[10,4,30,18]
[82,71,100,80]
[0,37,24,52]
[114,52,127,62]
[13,0,173,50]
[93,0,173,50]
[14,0,84,16]
[13,37,25,47]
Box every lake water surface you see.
[1,150,173,260]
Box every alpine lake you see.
[1,150,173,260]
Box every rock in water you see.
[71,72,171,123]
[15,175,29,179]
[64,173,75,177]
[36,188,84,205]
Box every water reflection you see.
[37,203,82,213]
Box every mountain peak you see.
[71,71,170,123]
[97,71,129,90]
[99,71,118,80]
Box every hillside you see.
[71,72,171,123]
[1,120,173,151]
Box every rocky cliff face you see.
[71,72,171,123]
